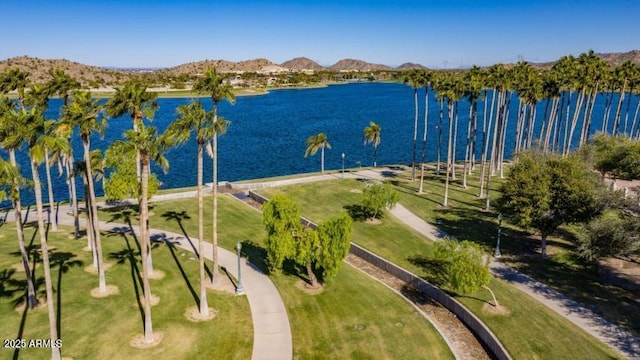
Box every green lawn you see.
[257,174,625,359]
[0,220,252,360]
[98,194,454,359]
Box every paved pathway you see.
[15,206,292,360]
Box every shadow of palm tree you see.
[160,210,198,254]
[107,231,144,323]
[162,238,200,308]
[50,251,83,338]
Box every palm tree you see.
[165,100,213,317]
[193,67,235,287]
[63,91,110,294]
[363,121,381,167]
[46,69,81,237]
[20,104,66,360]
[304,132,332,173]
[115,124,171,344]
[105,80,158,274]
[418,69,432,193]
[0,68,30,108]
[404,69,423,181]
[0,96,41,310]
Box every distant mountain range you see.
[1,50,639,85]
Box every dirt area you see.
[346,254,491,360]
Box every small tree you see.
[317,212,353,280]
[362,183,399,220]
[433,239,497,307]
[294,226,321,287]
[498,151,602,256]
[263,195,299,271]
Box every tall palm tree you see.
[20,105,67,360]
[418,69,432,194]
[0,96,40,310]
[193,67,235,287]
[63,91,111,294]
[403,69,423,181]
[165,100,213,317]
[115,124,171,344]
[363,121,381,167]
[46,69,81,237]
[0,68,30,108]
[105,80,158,274]
[304,132,332,173]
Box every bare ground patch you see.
[90,285,120,298]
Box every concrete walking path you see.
[15,207,292,360]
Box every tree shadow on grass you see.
[343,204,375,222]
[239,240,268,274]
[161,237,199,308]
[407,255,448,288]
[50,251,83,338]
[107,229,144,325]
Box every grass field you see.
[0,220,252,360]
[257,173,625,359]
[97,194,454,359]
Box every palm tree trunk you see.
[139,156,154,342]
[485,93,503,210]
[478,89,495,198]
[83,176,97,269]
[65,153,80,239]
[197,142,209,316]
[565,89,585,156]
[623,87,635,134]
[320,145,325,174]
[437,99,444,175]
[44,149,57,232]
[462,102,473,189]
[84,139,106,293]
[8,150,38,309]
[629,97,640,139]
[412,88,418,181]
[211,124,220,286]
[29,159,61,360]
[613,80,627,136]
[418,86,429,193]
[443,101,454,207]
[451,103,459,181]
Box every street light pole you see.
[236,241,245,295]
[494,213,503,258]
[341,152,345,178]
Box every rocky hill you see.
[0,56,129,86]
[328,58,391,71]
[396,62,428,70]
[280,57,324,71]
[160,58,288,75]
[597,50,640,67]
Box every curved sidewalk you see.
[388,203,640,360]
[21,209,293,360]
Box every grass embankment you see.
[257,173,624,360]
[98,195,453,359]
[0,219,251,359]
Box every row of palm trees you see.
[0,67,235,354]
[402,50,640,209]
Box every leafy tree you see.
[590,134,640,180]
[294,226,321,287]
[363,121,381,167]
[432,239,497,306]
[304,132,331,173]
[263,194,299,271]
[498,151,602,256]
[577,212,640,261]
[317,212,353,280]
[362,183,399,220]
[104,143,159,201]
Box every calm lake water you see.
[3,82,639,205]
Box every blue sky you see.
[2,0,639,68]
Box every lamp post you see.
[494,213,503,258]
[236,241,245,295]
[341,152,345,178]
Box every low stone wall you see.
[350,243,512,360]
[248,190,511,360]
